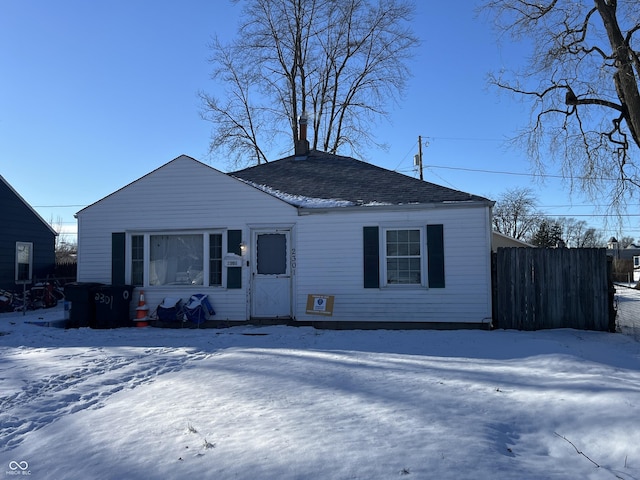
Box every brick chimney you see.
[294,112,309,157]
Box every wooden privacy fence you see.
[493,248,615,331]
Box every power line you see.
[33,204,85,208]
[540,204,619,208]
[427,164,533,177]
[424,164,626,182]
[391,141,418,172]
[426,136,505,142]
[545,213,640,218]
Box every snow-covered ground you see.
[1,304,639,480]
[615,284,640,342]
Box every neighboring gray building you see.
[607,237,640,261]
[607,237,640,281]
[0,175,57,291]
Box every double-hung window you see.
[209,234,223,286]
[384,228,423,285]
[131,235,144,286]
[363,224,445,289]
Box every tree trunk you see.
[595,0,640,149]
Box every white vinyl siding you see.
[77,155,493,325]
[294,206,492,324]
[76,156,298,321]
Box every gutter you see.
[297,199,495,215]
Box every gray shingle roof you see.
[230,150,490,207]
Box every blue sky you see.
[1,1,636,241]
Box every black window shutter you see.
[427,224,445,288]
[227,229,242,289]
[363,226,380,288]
[111,232,126,285]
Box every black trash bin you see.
[92,285,134,329]
[64,282,103,328]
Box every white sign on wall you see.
[305,294,335,316]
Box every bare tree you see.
[578,227,604,247]
[200,38,272,165]
[556,217,605,247]
[483,0,640,207]
[49,215,77,264]
[201,0,418,167]
[492,187,543,240]
[618,235,636,248]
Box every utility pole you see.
[417,135,423,181]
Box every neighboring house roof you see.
[492,231,534,252]
[608,244,640,261]
[231,150,491,208]
[0,174,57,236]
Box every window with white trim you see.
[129,232,225,287]
[209,234,223,286]
[131,235,144,286]
[384,228,423,285]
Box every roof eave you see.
[296,199,494,215]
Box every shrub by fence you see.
[493,248,615,331]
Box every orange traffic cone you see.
[135,290,150,327]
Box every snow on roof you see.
[238,179,355,208]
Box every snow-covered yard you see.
[1,304,639,480]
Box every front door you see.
[251,229,291,318]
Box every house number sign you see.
[291,248,296,274]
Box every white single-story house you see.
[76,146,495,328]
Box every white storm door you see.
[252,230,291,318]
